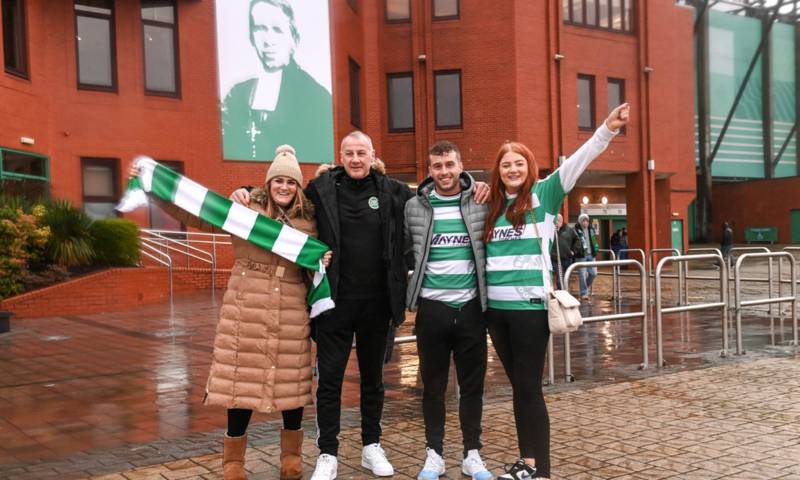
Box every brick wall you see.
[712,177,800,244]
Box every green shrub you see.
[0,204,50,298]
[90,219,141,266]
[41,200,95,267]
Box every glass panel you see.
[83,164,114,197]
[435,71,461,128]
[141,0,174,23]
[0,177,49,200]
[608,80,623,112]
[573,0,583,23]
[623,0,632,31]
[84,202,116,220]
[386,0,410,21]
[434,0,458,18]
[599,0,609,27]
[611,0,622,30]
[2,151,46,177]
[144,23,176,92]
[585,0,596,25]
[76,15,113,87]
[388,75,414,131]
[2,0,27,73]
[577,76,594,129]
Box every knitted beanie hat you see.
[578,213,590,223]
[266,145,303,185]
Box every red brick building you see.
[0,0,696,252]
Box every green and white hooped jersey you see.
[485,124,617,311]
[420,191,477,308]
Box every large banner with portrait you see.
[215,0,335,163]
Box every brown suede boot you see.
[223,434,247,480]
[280,428,304,480]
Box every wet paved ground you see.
[1,260,798,478]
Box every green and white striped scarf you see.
[117,156,334,318]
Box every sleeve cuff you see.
[596,123,618,142]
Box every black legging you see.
[487,309,550,477]
[227,407,304,437]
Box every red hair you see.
[484,142,539,243]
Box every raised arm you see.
[557,103,630,193]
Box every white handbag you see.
[534,221,583,334]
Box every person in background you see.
[574,213,600,300]
[550,214,580,290]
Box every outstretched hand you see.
[605,103,630,132]
[230,188,251,205]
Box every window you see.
[577,74,595,131]
[149,160,183,230]
[607,77,625,133]
[349,57,361,128]
[564,0,633,32]
[387,73,414,132]
[141,0,179,96]
[2,0,28,77]
[74,0,117,90]
[433,0,458,20]
[386,0,410,22]
[434,70,462,129]
[81,158,119,220]
[0,148,49,199]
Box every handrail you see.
[140,242,173,300]
[654,253,728,367]
[561,259,648,382]
[140,229,218,292]
[734,252,798,354]
[729,246,772,315]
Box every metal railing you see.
[595,249,621,301]
[140,242,174,300]
[648,248,686,306]
[654,253,728,367]
[139,229,229,293]
[734,252,798,354]
[561,259,648,382]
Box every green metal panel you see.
[791,210,800,244]
[688,200,697,242]
[744,226,778,243]
[671,220,684,253]
[772,23,796,178]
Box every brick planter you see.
[0,311,11,333]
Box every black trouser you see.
[487,308,550,477]
[415,298,487,457]
[226,407,304,437]
[315,295,391,456]
[550,256,573,290]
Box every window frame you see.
[2,0,29,79]
[74,0,118,92]
[385,0,411,24]
[0,147,49,182]
[386,72,415,133]
[433,69,463,130]
[80,157,120,217]
[577,73,596,132]
[607,77,625,135]
[140,0,181,98]
[348,56,362,129]
[433,0,459,21]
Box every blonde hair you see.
[252,182,315,221]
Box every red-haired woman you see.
[484,104,630,480]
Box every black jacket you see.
[305,166,413,326]
[551,224,580,260]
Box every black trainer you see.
[498,459,536,480]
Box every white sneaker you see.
[417,448,445,480]
[311,454,338,480]
[462,449,493,480]
[362,443,395,476]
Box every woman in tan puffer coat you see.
[132,145,329,480]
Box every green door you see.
[791,210,800,244]
[671,220,684,253]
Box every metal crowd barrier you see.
[734,252,798,354]
[655,253,728,367]
[728,246,774,316]
[561,259,648,382]
[648,248,686,306]
[595,249,621,301]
